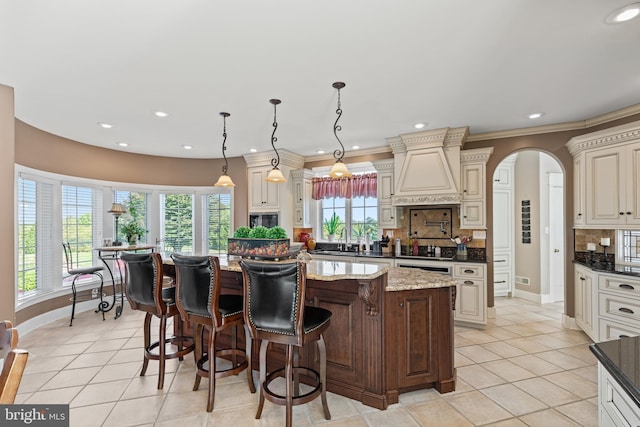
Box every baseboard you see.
[487,306,497,319]
[513,289,542,303]
[563,314,579,330]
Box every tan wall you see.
[0,85,15,323]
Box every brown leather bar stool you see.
[121,252,194,389]
[240,259,332,427]
[171,254,255,412]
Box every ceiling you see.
[1,1,639,160]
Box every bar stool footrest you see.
[264,366,322,406]
[145,336,195,361]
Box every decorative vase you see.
[297,248,312,263]
[307,238,316,251]
[127,235,138,246]
[328,234,335,242]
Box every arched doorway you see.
[492,150,565,310]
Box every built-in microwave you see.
[249,212,279,228]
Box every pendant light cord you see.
[270,99,281,169]
[332,82,346,162]
[220,112,230,175]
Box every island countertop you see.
[166,256,454,289]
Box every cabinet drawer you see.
[599,274,640,297]
[601,364,640,426]
[599,317,640,341]
[493,252,511,269]
[599,292,640,324]
[454,264,485,279]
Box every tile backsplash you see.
[574,229,615,253]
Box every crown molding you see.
[243,149,305,168]
[392,193,461,206]
[460,147,494,163]
[302,145,391,163]
[466,103,640,142]
[565,119,640,155]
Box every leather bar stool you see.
[171,254,255,412]
[240,259,332,427]
[121,252,194,389]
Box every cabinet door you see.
[461,163,483,200]
[392,290,438,388]
[249,168,280,210]
[454,279,486,324]
[574,265,595,340]
[492,164,512,189]
[626,143,640,225]
[585,147,625,225]
[460,200,484,229]
[573,154,585,226]
[379,204,398,228]
[294,179,304,207]
[378,171,394,204]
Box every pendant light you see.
[329,82,352,178]
[214,112,236,187]
[265,99,287,183]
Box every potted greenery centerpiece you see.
[121,219,148,246]
[323,213,342,241]
[227,225,290,259]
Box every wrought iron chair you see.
[62,242,105,326]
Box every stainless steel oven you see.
[395,258,453,275]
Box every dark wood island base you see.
[167,259,456,410]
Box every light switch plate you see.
[472,230,487,240]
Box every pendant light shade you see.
[214,112,236,187]
[329,82,352,178]
[266,98,287,183]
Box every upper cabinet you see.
[567,120,640,229]
[459,148,493,229]
[244,150,305,234]
[372,159,400,228]
[291,169,313,228]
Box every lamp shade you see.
[214,173,236,187]
[265,167,287,182]
[108,203,126,215]
[329,160,352,178]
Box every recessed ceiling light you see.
[528,112,544,119]
[249,148,257,153]
[317,150,325,154]
[117,142,128,147]
[98,122,113,129]
[154,111,169,118]
[606,3,640,23]
[352,145,360,150]
[414,123,425,129]
[182,145,193,150]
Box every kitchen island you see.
[165,257,457,409]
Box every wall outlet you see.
[91,288,98,298]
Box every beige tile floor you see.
[15,297,598,426]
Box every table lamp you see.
[108,203,127,246]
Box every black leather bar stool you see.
[171,254,255,412]
[121,252,194,389]
[240,259,332,427]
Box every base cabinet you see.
[574,264,596,341]
[598,362,640,427]
[386,287,455,393]
[453,263,487,326]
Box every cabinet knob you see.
[627,212,632,215]
[494,179,500,182]
[577,213,582,217]
[463,215,467,218]
[400,302,404,307]
[579,277,585,281]
[463,189,467,193]
[619,212,624,215]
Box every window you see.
[17,177,54,298]
[204,193,232,255]
[622,230,640,264]
[114,190,149,243]
[161,193,194,255]
[321,197,378,241]
[62,185,102,286]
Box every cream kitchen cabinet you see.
[598,273,640,340]
[248,166,280,211]
[459,148,493,229]
[574,263,596,341]
[584,142,640,227]
[567,120,640,228]
[372,159,400,228]
[453,262,487,326]
[291,169,313,228]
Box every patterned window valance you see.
[311,173,377,199]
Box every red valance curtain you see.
[311,173,377,199]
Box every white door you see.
[549,172,564,302]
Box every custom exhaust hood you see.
[387,126,468,206]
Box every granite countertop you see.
[311,250,487,264]
[386,267,457,291]
[590,337,640,407]
[165,256,390,281]
[573,259,640,278]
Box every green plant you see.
[121,220,148,242]
[248,226,269,239]
[323,213,342,236]
[266,226,287,239]
[233,226,251,238]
